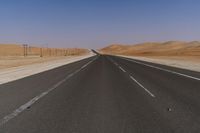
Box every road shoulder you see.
[115,55,200,73]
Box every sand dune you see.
[100,41,200,72]
[100,41,200,56]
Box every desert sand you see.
[117,55,200,72]
[100,41,200,72]
[0,44,88,57]
[100,41,200,56]
[0,54,95,84]
[0,44,89,69]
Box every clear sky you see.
[0,0,200,48]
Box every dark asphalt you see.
[0,55,200,133]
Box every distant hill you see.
[100,41,200,56]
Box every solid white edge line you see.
[123,58,200,81]
[0,57,97,126]
[130,76,155,98]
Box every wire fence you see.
[0,44,88,57]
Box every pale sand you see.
[0,56,91,69]
[0,52,95,84]
[117,55,200,72]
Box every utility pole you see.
[40,48,43,57]
[23,44,28,57]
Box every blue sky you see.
[0,0,200,48]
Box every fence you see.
[0,44,88,57]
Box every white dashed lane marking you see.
[0,57,97,126]
[129,76,155,98]
[108,57,156,98]
[119,66,126,73]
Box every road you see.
[0,55,200,133]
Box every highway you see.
[0,55,200,133]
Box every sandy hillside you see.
[100,41,200,72]
[100,41,200,56]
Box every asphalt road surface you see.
[0,55,200,133]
